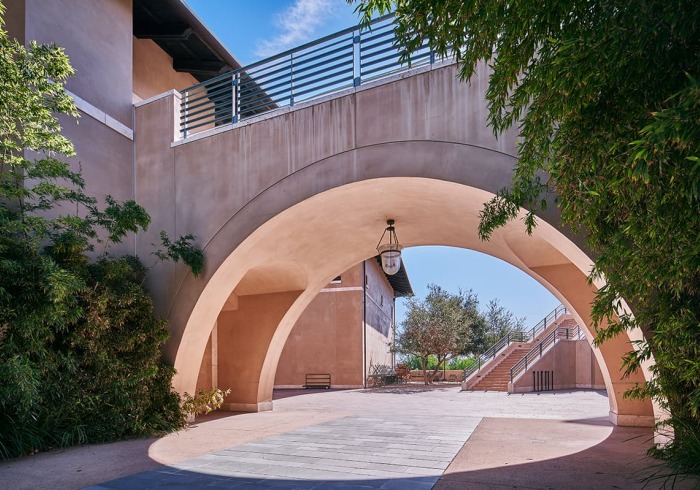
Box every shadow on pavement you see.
[360,384,460,395]
[562,416,616,426]
[435,419,700,490]
[86,423,700,490]
[272,388,351,400]
[87,470,438,489]
[0,437,163,490]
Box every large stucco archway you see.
[170,175,654,426]
[133,62,657,427]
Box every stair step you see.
[467,309,576,391]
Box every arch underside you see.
[169,173,656,427]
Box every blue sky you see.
[184,0,561,327]
[186,0,359,65]
[398,248,560,327]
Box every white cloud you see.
[254,0,342,58]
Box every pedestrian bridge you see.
[133,17,656,426]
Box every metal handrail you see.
[179,14,446,139]
[462,304,568,381]
[509,325,584,384]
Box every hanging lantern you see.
[376,219,403,275]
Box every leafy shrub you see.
[446,356,475,371]
[182,388,232,417]
[402,355,438,371]
[402,355,475,371]
[0,249,195,458]
[0,7,203,459]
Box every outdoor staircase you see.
[462,305,574,392]
[472,346,532,391]
[553,317,577,332]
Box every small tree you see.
[460,299,525,355]
[483,299,526,345]
[393,285,478,384]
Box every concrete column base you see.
[223,401,273,413]
[609,411,655,427]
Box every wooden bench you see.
[304,373,331,389]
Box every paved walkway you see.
[3,387,698,489]
[89,414,478,489]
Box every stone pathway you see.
[86,414,480,489]
[11,388,686,489]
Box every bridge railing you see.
[179,15,439,139]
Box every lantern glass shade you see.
[378,243,403,275]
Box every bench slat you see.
[304,373,331,389]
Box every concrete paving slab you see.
[86,412,476,488]
[3,387,697,489]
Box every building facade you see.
[194,258,413,395]
[274,259,412,389]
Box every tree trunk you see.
[421,357,428,385]
[429,355,446,384]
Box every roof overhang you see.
[134,0,242,82]
[376,257,414,298]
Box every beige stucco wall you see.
[273,260,395,389]
[365,326,393,378]
[364,258,395,338]
[6,0,136,255]
[195,334,213,392]
[274,284,363,388]
[3,0,25,43]
[5,1,204,243]
[133,37,199,101]
[511,340,605,392]
[576,341,606,388]
[9,0,134,126]
[215,290,302,412]
[364,259,395,374]
[1,0,658,427]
